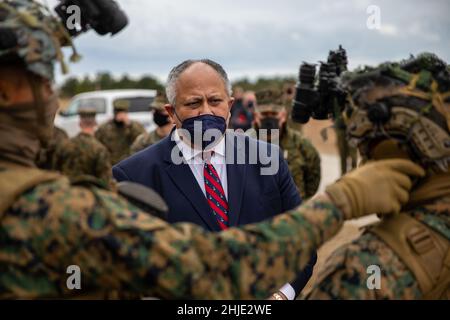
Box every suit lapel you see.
[164,137,222,232]
[225,133,247,227]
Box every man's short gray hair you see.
[165,59,232,105]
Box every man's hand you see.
[325,159,425,220]
[267,291,288,300]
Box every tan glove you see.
[325,159,425,220]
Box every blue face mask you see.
[176,113,227,150]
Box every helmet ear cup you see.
[367,102,391,125]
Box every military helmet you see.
[113,99,130,112]
[78,106,97,119]
[150,91,167,111]
[255,89,285,113]
[0,0,79,81]
[342,53,450,172]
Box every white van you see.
[55,89,157,137]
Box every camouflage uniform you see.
[280,127,321,200]
[307,196,450,299]
[36,126,69,170]
[52,132,112,186]
[130,129,164,154]
[253,89,321,200]
[306,53,450,299]
[95,119,145,164]
[129,91,169,154]
[0,160,345,299]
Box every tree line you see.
[58,72,297,98]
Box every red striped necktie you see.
[203,162,229,230]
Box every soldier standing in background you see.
[95,99,145,164]
[52,107,113,188]
[130,92,173,154]
[251,89,321,200]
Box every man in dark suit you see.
[113,59,316,299]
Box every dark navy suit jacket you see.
[113,131,316,295]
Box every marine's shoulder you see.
[409,196,450,240]
[96,120,114,132]
[9,176,134,221]
[309,231,420,299]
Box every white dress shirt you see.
[173,129,228,200]
[173,129,295,300]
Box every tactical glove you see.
[325,159,425,220]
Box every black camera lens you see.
[299,63,316,88]
[291,62,319,124]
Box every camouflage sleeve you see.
[50,141,67,172]
[6,181,344,299]
[301,138,321,199]
[130,133,145,155]
[94,125,108,146]
[126,122,146,144]
[95,146,113,187]
[305,233,421,300]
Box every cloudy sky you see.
[45,0,450,84]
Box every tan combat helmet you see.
[255,89,285,113]
[342,53,450,172]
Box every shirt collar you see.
[173,128,226,161]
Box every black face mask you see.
[113,118,125,128]
[260,117,280,131]
[153,110,171,127]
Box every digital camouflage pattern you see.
[130,129,164,154]
[306,196,450,299]
[52,132,112,186]
[0,162,344,299]
[36,126,69,170]
[95,120,145,164]
[280,127,321,200]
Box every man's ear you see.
[228,97,235,111]
[164,104,176,124]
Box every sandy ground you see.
[299,119,378,296]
